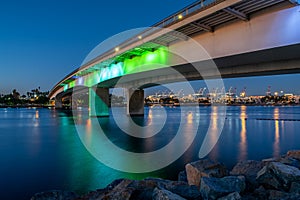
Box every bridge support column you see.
[127,89,144,116]
[89,87,109,117]
[55,97,63,109]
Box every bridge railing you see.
[153,0,218,28]
[119,0,220,46]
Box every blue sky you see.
[0,0,299,96]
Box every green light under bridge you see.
[66,47,169,89]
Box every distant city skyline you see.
[145,74,300,96]
[0,0,299,96]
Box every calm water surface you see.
[0,106,300,199]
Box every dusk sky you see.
[0,0,299,96]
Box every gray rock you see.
[79,179,132,200]
[256,162,300,191]
[217,192,241,200]
[106,178,126,190]
[268,190,300,200]
[256,165,282,189]
[287,150,300,161]
[200,176,246,200]
[163,181,202,200]
[104,179,135,200]
[128,178,170,200]
[278,156,300,169]
[129,178,169,190]
[289,182,300,194]
[129,189,153,200]
[230,160,264,191]
[128,178,201,200]
[152,187,187,200]
[81,179,134,200]
[185,159,228,187]
[30,190,78,200]
[106,187,135,200]
[178,170,188,182]
[252,186,269,199]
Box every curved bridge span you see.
[49,0,300,116]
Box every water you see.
[0,106,300,199]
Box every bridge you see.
[49,0,300,116]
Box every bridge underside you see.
[97,43,300,89]
[56,43,300,116]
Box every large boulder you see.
[287,150,300,161]
[129,178,168,190]
[127,178,201,200]
[185,159,228,187]
[256,162,300,191]
[162,181,202,200]
[278,156,300,169]
[200,176,246,200]
[127,178,202,200]
[230,160,264,191]
[30,190,79,200]
[152,187,186,200]
[263,153,300,169]
[128,178,170,200]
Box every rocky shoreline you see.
[31,150,300,200]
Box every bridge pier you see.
[127,89,144,116]
[89,87,109,117]
[55,97,63,109]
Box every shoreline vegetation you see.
[32,150,300,200]
[0,88,50,108]
[0,104,53,108]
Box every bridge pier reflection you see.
[89,87,109,117]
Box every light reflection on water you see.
[238,106,247,161]
[0,106,300,199]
